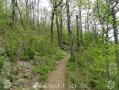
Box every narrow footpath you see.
[44,53,70,90]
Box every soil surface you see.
[44,53,70,90]
[11,53,70,90]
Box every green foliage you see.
[0,23,64,89]
[67,44,117,90]
[38,66,48,75]
[32,64,50,81]
[21,45,35,61]
[75,0,87,9]
[0,0,11,30]
[39,74,47,81]
[93,0,113,24]
[5,31,21,61]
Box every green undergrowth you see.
[66,44,118,90]
[0,25,64,85]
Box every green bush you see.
[39,74,47,81]
[21,46,35,61]
[38,66,48,75]
[5,31,21,61]
[67,45,117,90]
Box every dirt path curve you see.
[44,53,70,90]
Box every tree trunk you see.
[56,9,62,47]
[59,4,63,48]
[11,0,16,28]
[25,0,29,24]
[66,0,75,61]
[79,0,82,47]
[51,8,55,45]
[76,14,80,48]
[112,8,119,66]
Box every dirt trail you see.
[44,53,70,90]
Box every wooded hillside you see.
[0,0,119,90]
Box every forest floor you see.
[44,53,70,90]
[11,53,70,90]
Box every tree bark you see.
[56,9,61,47]
[76,14,80,48]
[51,8,55,44]
[79,0,82,47]
[50,0,63,45]
[66,0,75,60]
[11,0,16,28]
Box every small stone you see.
[3,79,12,89]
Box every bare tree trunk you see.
[50,0,63,45]
[66,0,75,60]
[79,0,83,47]
[31,0,35,28]
[11,0,16,28]
[105,2,110,81]
[56,9,61,47]
[86,0,91,44]
[16,0,25,30]
[37,0,40,27]
[76,14,80,48]
[93,18,97,43]
[59,4,63,48]
[25,0,29,24]
[112,9,118,44]
[51,8,55,45]
[6,0,8,14]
